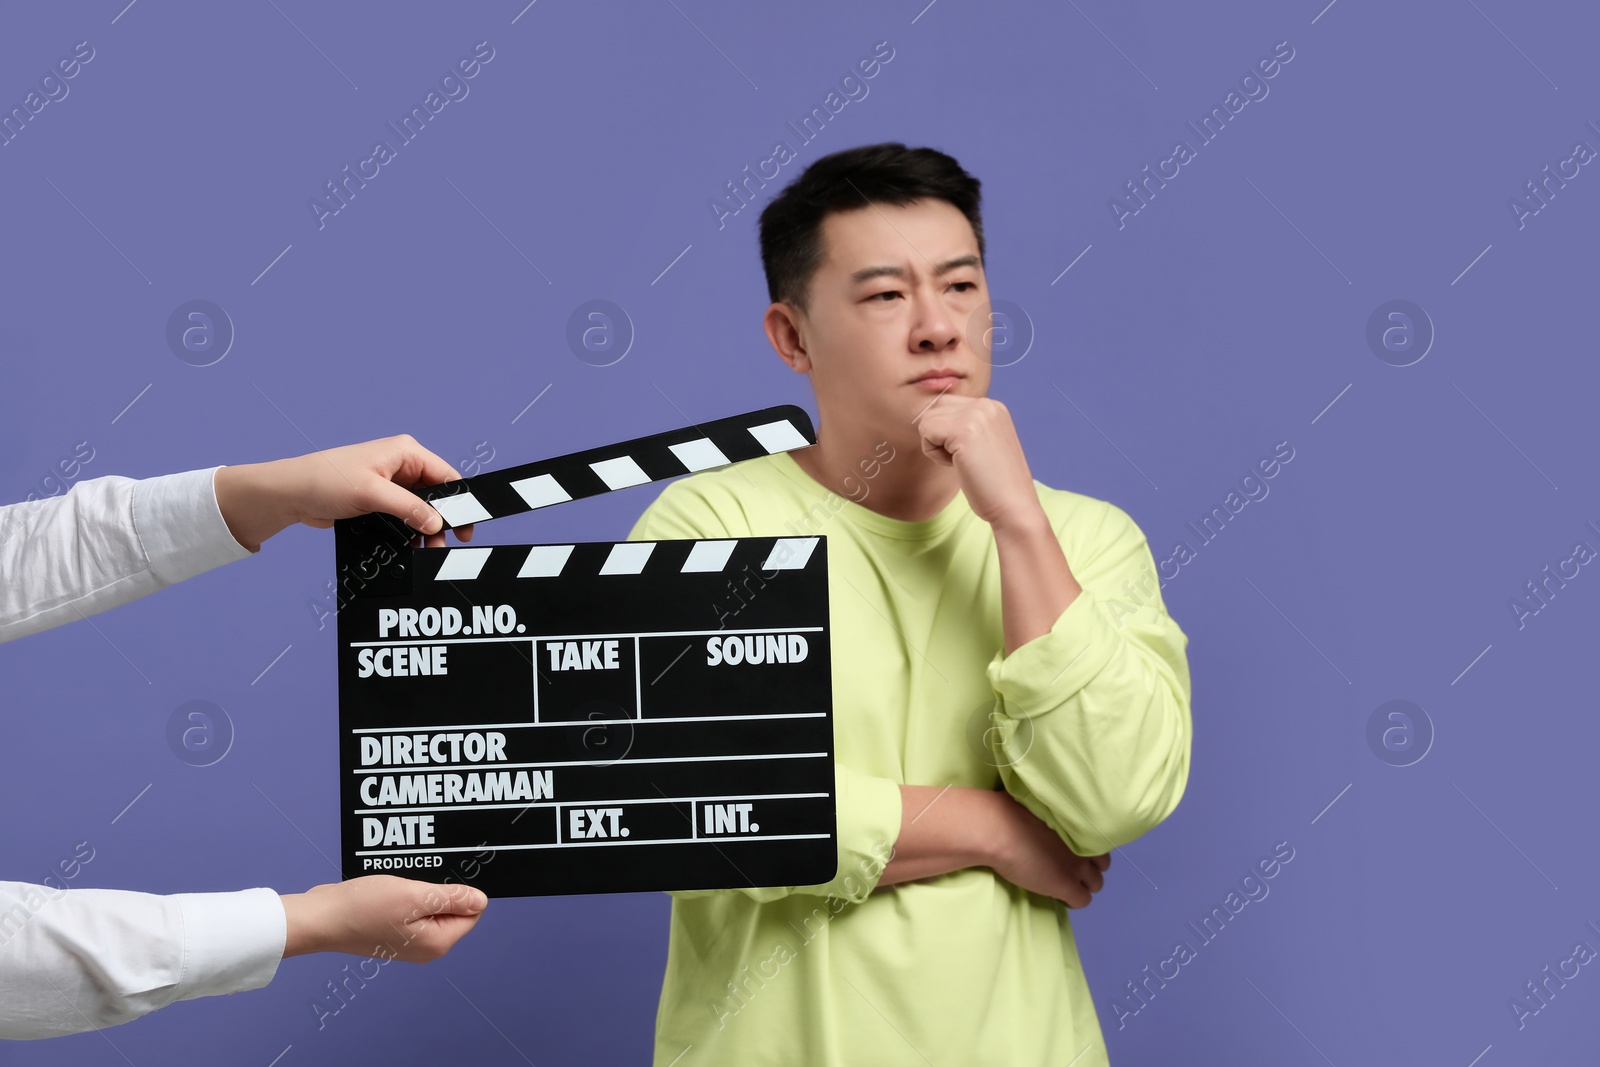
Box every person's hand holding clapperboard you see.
[0,435,487,1040]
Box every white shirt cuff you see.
[131,466,255,584]
[171,888,286,1001]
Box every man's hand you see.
[215,434,476,552]
[279,875,488,962]
[913,395,1043,533]
[988,795,1111,909]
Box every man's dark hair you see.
[758,142,984,314]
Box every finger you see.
[415,882,489,917]
[919,434,955,467]
[388,436,463,492]
[454,523,474,543]
[1092,853,1112,872]
[431,909,486,943]
[359,475,445,535]
[916,413,959,464]
[373,437,468,533]
[398,910,484,962]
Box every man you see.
[0,437,488,1039]
[627,143,1192,1065]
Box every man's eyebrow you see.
[849,254,982,285]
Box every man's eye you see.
[952,281,976,292]
[870,291,900,301]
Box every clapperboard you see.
[333,406,836,897]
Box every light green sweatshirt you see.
[625,447,1192,1067]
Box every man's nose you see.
[910,292,960,350]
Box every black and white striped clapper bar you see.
[333,405,836,897]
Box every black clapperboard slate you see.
[333,406,836,897]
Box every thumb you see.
[417,882,488,917]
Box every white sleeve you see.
[0,466,255,644]
[0,882,287,1039]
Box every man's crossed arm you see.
[879,785,1110,908]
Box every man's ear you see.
[763,302,812,375]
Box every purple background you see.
[2,1,1597,1064]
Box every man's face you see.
[777,198,992,436]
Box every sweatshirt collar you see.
[770,450,972,542]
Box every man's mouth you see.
[910,369,963,391]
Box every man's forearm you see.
[992,508,1082,657]
[879,784,1111,906]
[878,785,1008,886]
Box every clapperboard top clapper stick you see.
[428,404,815,528]
[332,404,818,585]
[332,404,839,898]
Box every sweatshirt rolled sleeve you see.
[664,762,903,904]
[984,504,1192,856]
[825,763,902,901]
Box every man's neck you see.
[790,428,963,523]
